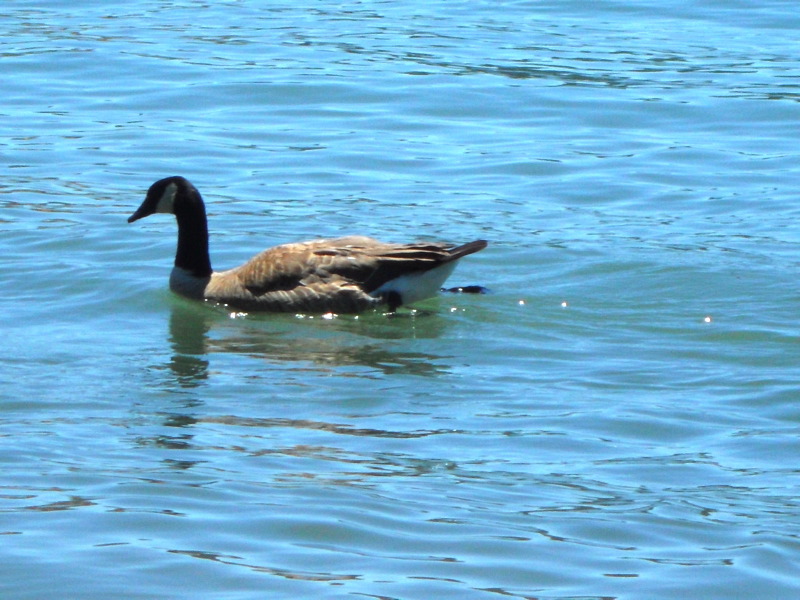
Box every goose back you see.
[203,236,486,313]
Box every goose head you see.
[128,176,201,223]
[128,176,212,278]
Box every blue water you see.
[2,1,800,598]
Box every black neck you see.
[174,190,213,277]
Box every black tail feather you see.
[447,239,488,261]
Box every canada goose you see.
[128,176,488,313]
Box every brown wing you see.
[205,236,487,313]
[233,237,466,292]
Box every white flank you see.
[372,261,458,306]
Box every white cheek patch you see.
[155,182,177,214]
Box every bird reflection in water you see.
[165,296,455,389]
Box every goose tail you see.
[447,239,488,261]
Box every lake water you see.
[2,1,800,598]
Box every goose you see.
[128,176,488,313]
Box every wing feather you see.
[203,236,487,312]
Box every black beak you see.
[127,204,150,223]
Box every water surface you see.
[2,2,800,598]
